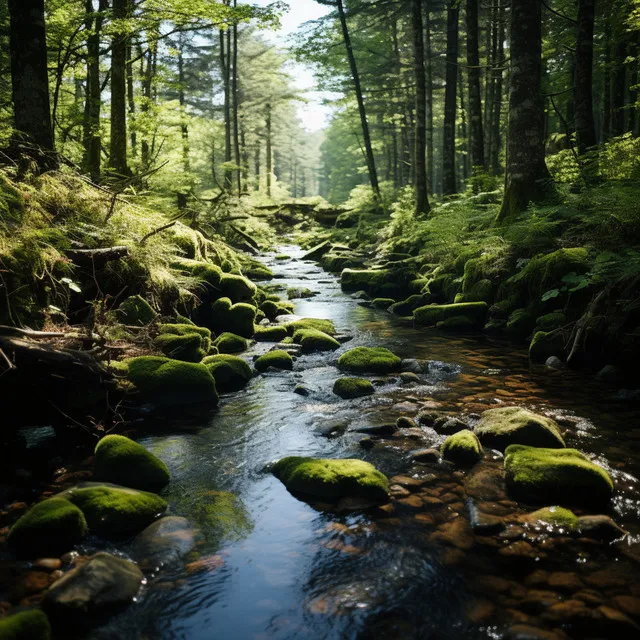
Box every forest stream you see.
[46,243,638,640]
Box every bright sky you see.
[252,0,335,131]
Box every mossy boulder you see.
[126,356,218,406]
[388,294,430,316]
[154,323,212,362]
[0,610,51,640]
[117,295,156,326]
[436,315,475,331]
[460,278,495,304]
[302,240,332,261]
[272,457,389,502]
[214,332,249,354]
[535,311,567,332]
[414,302,488,329]
[254,350,293,372]
[94,435,170,491]
[372,298,395,310]
[321,252,364,273]
[62,483,167,536]
[341,268,408,298]
[504,445,614,507]
[292,328,340,353]
[253,325,289,342]
[441,430,483,466]
[425,273,459,302]
[202,354,252,392]
[287,287,314,299]
[286,317,336,336]
[506,308,536,338]
[219,273,257,302]
[522,506,579,529]
[333,378,375,399]
[474,407,565,451]
[8,497,88,557]
[209,297,256,338]
[337,346,401,374]
[529,331,565,363]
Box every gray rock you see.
[399,372,421,385]
[334,333,354,344]
[353,423,398,436]
[294,385,311,396]
[577,515,627,541]
[433,416,468,435]
[359,437,375,450]
[400,359,423,374]
[596,365,623,385]
[351,290,370,300]
[132,516,197,571]
[416,410,441,427]
[43,552,143,625]
[409,448,440,464]
[545,356,564,369]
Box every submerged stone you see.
[132,516,197,570]
[94,435,170,492]
[272,457,389,502]
[474,407,565,451]
[504,445,614,507]
[333,377,375,399]
[337,346,401,374]
[441,430,483,466]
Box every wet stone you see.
[519,590,563,614]
[388,475,426,490]
[409,448,441,464]
[389,484,411,498]
[33,558,63,571]
[611,595,640,618]
[547,572,584,592]
[505,624,566,640]
[429,517,474,550]
[596,605,640,636]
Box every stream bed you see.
[50,245,640,638]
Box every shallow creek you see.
[62,246,640,637]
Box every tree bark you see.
[336,0,380,200]
[8,0,56,164]
[442,2,459,196]
[109,0,129,176]
[232,4,242,194]
[466,0,485,171]
[490,4,505,174]
[266,103,272,197]
[574,0,597,168]
[497,0,553,223]
[412,0,429,216]
[177,33,189,209]
[424,4,434,193]
[220,21,233,191]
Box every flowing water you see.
[88,245,640,640]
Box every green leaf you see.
[61,277,82,293]
[541,289,560,302]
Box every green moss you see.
[202,354,252,392]
[337,346,401,374]
[127,356,218,406]
[333,377,375,399]
[117,295,156,326]
[0,173,26,226]
[504,445,614,507]
[275,253,291,260]
[426,273,459,301]
[154,332,207,362]
[209,297,256,338]
[436,315,475,331]
[372,298,395,310]
[260,300,285,321]
[94,435,170,491]
[460,279,495,304]
[272,457,389,501]
[63,483,168,535]
[253,325,289,342]
[292,328,340,352]
[8,497,88,557]
[388,294,430,316]
[524,506,579,529]
[441,430,483,466]
[254,350,293,372]
[414,302,488,329]
[243,262,274,281]
[0,610,51,640]
[474,407,565,451]
[286,317,336,336]
[529,331,565,363]
[158,323,211,342]
[175,314,195,325]
[506,308,536,338]
[287,287,314,299]
[341,268,408,298]
[321,252,362,273]
[214,332,249,353]
[220,273,257,302]
[535,311,567,332]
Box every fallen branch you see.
[567,289,608,364]
[66,246,130,269]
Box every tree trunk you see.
[109,0,129,176]
[232,6,241,195]
[484,1,497,170]
[490,4,505,174]
[412,0,429,216]
[497,0,553,222]
[574,0,597,165]
[266,103,272,197]
[8,0,56,164]
[220,23,233,191]
[466,0,485,171]
[336,0,380,200]
[611,25,627,137]
[177,33,189,208]
[442,2,459,196]
[424,4,434,193]
[127,38,136,156]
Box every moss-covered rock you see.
[414,302,488,329]
[287,287,314,299]
[337,346,401,374]
[529,331,565,363]
[175,314,196,325]
[154,330,208,362]
[425,273,459,302]
[302,240,332,261]
[436,315,475,331]
[272,457,389,501]
[126,356,218,406]
[254,350,293,372]
[474,407,565,451]
[522,506,579,529]
[441,430,483,466]
[535,311,567,332]
[202,354,252,392]
[214,332,249,354]
[372,298,395,310]
[62,483,168,535]
[341,268,410,298]
[94,435,170,491]
[321,252,364,273]
[333,377,375,399]
[292,328,340,352]
[286,317,336,336]
[504,445,614,507]
[209,297,256,338]
[117,295,156,326]
[8,497,88,557]
[388,294,430,316]
[218,273,257,303]
[460,278,495,304]
[253,325,289,342]
[505,308,536,338]
[0,610,51,640]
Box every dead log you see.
[66,246,129,269]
